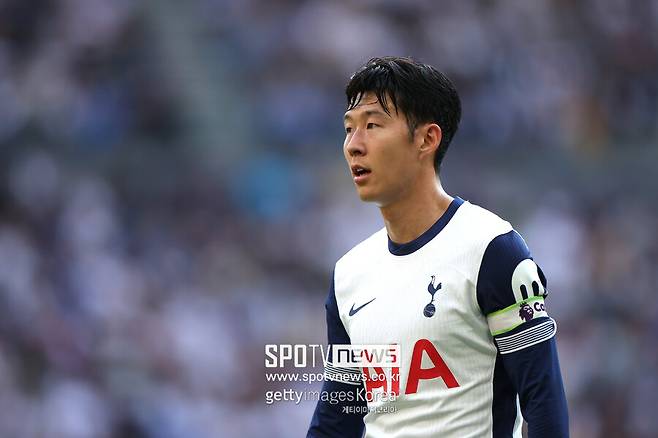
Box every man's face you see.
[343,92,420,206]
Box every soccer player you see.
[306,57,568,437]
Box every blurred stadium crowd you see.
[0,0,657,437]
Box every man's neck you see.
[380,179,453,245]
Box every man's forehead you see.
[353,92,380,107]
[344,93,388,119]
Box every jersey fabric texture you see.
[307,197,568,438]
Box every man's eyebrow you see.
[364,110,389,118]
[343,109,390,122]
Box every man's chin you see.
[356,186,398,208]
[356,188,381,203]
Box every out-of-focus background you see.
[0,0,657,437]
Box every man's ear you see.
[418,123,442,160]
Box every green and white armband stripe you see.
[486,295,548,336]
[486,295,557,354]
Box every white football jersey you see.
[327,197,556,438]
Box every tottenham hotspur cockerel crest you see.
[423,275,442,317]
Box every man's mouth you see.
[351,165,371,177]
[351,165,372,185]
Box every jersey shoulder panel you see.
[442,201,515,282]
[334,227,387,285]
[336,226,388,263]
[456,201,514,242]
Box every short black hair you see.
[345,56,461,173]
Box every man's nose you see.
[345,129,366,157]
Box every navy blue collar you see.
[387,196,464,256]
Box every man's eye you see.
[345,127,352,134]
[367,123,377,129]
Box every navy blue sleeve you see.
[501,335,569,437]
[477,230,569,438]
[307,273,366,438]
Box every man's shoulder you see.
[454,199,514,241]
[335,226,388,271]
